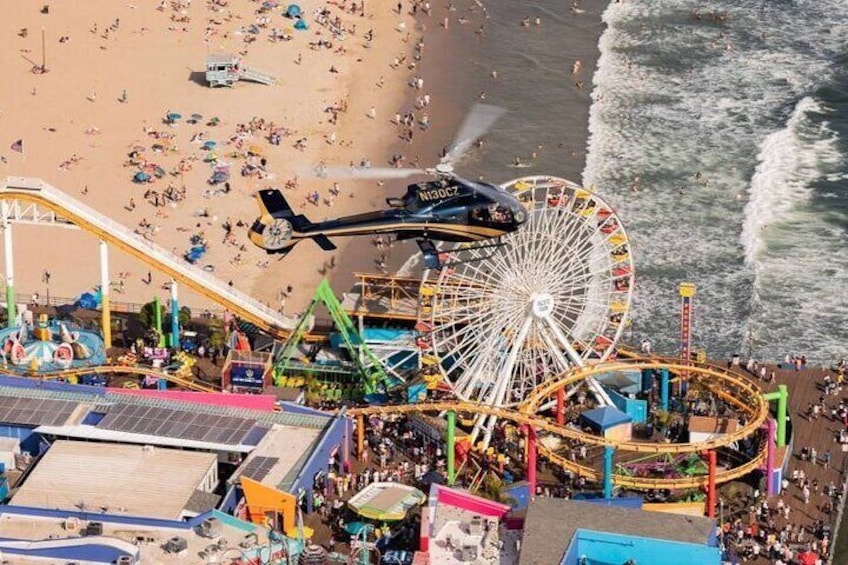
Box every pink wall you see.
[108,389,277,411]
[435,486,511,518]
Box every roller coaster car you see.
[248,172,528,269]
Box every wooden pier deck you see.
[726,361,845,564]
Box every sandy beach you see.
[0,0,424,315]
[0,0,604,320]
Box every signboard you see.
[229,364,266,389]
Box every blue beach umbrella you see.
[286,4,302,18]
[133,171,151,183]
[201,141,217,150]
[166,112,182,122]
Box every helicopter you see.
[248,104,528,269]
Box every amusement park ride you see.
[249,105,528,268]
[0,107,784,521]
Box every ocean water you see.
[455,0,848,364]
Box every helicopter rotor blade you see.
[298,165,427,180]
[440,104,505,167]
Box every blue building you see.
[518,498,720,565]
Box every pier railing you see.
[1,177,297,336]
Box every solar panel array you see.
[97,404,257,445]
[241,456,279,482]
[0,396,77,427]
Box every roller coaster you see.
[349,359,770,491]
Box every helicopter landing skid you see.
[417,238,506,270]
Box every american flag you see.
[9,139,22,153]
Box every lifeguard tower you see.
[205,54,276,88]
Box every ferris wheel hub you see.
[531,293,555,318]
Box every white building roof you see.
[233,424,322,490]
[12,441,216,519]
[34,423,255,453]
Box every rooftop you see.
[232,423,323,491]
[519,498,716,565]
[0,376,332,430]
[580,406,632,430]
[688,415,739,434]
[12,441,217,520]
[0,510,295,564]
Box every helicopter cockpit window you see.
[470,203,513,225]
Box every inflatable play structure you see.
[0,314,105,372]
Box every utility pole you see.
[41,28,47,73]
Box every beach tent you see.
[132,171,151,183]
[286,4,302,18]
[294,19,308,30]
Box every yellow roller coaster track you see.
[349,357,770,490]
[520,361,769,447]
[22,364,220,393]
[0,177,297,338]
[348,399,768,489]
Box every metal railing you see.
[7,292,228,317]
[1,177,297,335]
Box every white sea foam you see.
[740,97,839,267]
[582,0,848,362]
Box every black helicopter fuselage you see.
[296,178,525,241]
[249,177,528,255]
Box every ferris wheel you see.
[418,176,634,443]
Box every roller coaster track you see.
[349,400,768,489]
[537,443,767,490]
[0,177,297,338]
[520,361,770,445]
[349,359,770,490]
[25,364,220,393]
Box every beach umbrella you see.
[132,145,146,152]
[294,18,308,30]
[154,166,166,178]
[208,117,220,126]
[248,144,263,156]
[205,152,218,162]
[191,113,203,121]
[133,171,151,183]
[166,112,182,122]
[201,141,217,150]
[286,4,302,18]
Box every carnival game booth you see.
[579,406,633,442]
[222,350,273,393]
